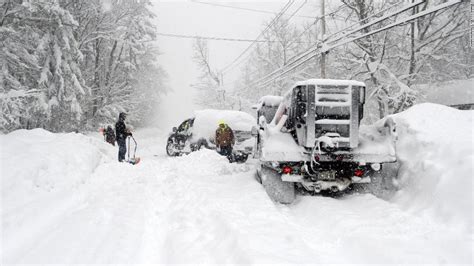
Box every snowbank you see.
[390,103,473,232]
[1,129,110,193]
[1,128,113,260]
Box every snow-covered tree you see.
[0,1,40,131]
[1,0,87,131]
[236,0,470,121]
[0,0,167,133]
[236,17,306,105]
[332,0,470,120]
[192,38,227,109]
[34,0,88,131]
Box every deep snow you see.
[1,104,472,264]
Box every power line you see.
[221,0,295,74]
[221,0,309,74]
[156,32,312,43]
[284,0,308,22]
[286,4,347,58]
[251,1,425,88]
[191,0,315,19]
[324,0,424,44]
[252,0,462,89]
[223,4,348,76]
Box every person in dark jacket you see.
[103,125,116,146]
[215,120,235,160]
[115,112,131,162]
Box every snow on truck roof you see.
[294,79,366,87]
[192,109,255,140]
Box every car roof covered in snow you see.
[294,79,366,87]
[192,109,255,140]
[255,95,283,110]
[259,95,283,106]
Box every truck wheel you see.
[261,166,296,204]
[255,166,262,183]
[234,153,249,163]
[166,138,179,156]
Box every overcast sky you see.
[150,0,322,128]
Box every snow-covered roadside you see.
[389,103,473,233]
[1,129,115,261]
[1,104,472,264]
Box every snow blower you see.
[127,135,141,165]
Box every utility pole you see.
[320,0,326,78]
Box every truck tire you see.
[166,138,179,156]
[261,166,296,204]
[233,153,249,163]
[255,165,262,183]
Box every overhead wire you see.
[220,0,295,74]
[155,32,312,43]
[243,5,343,88]
[247,0,427,89]
[190,0,315,19]
[269,1,462,89]
[286,4,347,60]
[221,0,309,75]
[224,4,347,80]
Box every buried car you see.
[166,109,255,162]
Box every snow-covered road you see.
[1,104,472,264]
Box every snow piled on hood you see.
[390,103,473,232]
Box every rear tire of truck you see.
[255,166,262,184]
[261,166,296,204]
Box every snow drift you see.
[1,129,108,193]
[389,103,473,232]
[0,129,114,261]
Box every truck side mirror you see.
[251,126,259,137]
[172,127,177,133]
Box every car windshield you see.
[177,119,193,133]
